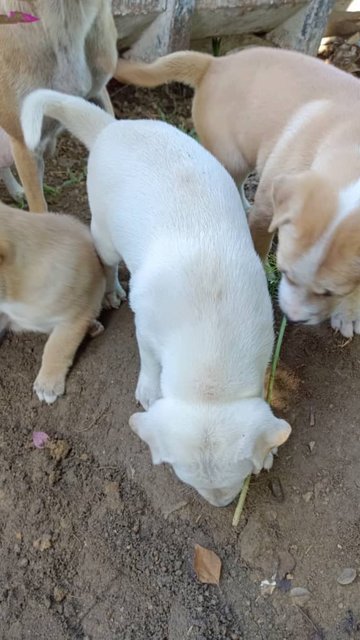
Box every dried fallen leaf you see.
[194,544,221,585]
[47,439,71,462]
[33,534,52,552]
[32,431,49,449]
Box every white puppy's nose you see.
[199,488,238,508]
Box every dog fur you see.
[0,200,105,403]
[0,127,24,202]
[21,88,291,506]
[114,47,360,337]
[0,0,117,212]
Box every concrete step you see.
[112,0,335,59]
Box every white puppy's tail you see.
[21,89,113,152]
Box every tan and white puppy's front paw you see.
[33,373,66,404]
[331,291,360,339]
[331,314,360,339]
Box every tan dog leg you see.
[93,87,114,117]
[34,318,91,403]
[10,138,47,212]
[248,204,274,261]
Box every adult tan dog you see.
[0,0,117,212]
[0,201,105,403]
[115,47,360,338]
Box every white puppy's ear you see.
[129,410,169,465]
[264,417,291,448]
[269,174,304,233]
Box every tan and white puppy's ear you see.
[268,174,304,233]
[129,410,171,465]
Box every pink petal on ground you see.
[32,431,49,449]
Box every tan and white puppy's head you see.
[130,398,290,507]
[270,172,360,327]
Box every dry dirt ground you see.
[1,77,360,640]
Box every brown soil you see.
[1,79,360,640]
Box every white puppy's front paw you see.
[103,281,127,309]
[34,373,65,404]
[135,374,161,410]
[331,313,360,339]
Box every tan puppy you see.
[0,0,117,212]
[115,47,360,337]
[0,201,105,403]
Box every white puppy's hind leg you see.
[135,330,161,410]
[103,264,127,309]
[91,222,126,309]
[0,167,25,203]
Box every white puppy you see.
[21,89,291,506]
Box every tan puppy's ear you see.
[268,174,303,233]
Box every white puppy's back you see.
[88,119,274,398]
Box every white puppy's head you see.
[130,398,291,507]
[269,172,360,324]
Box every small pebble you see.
[269,477,284,501]
[308,441,315,453]
[302,491,313,503]
[337,568,357,585]
[53,587,66,603]
[290,587,311,606]
[18,557,28,568]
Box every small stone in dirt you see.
[33,534,52,551]
[290,587,311,606]
[104,481,120,495]
[337,568,357,585]
[47,439,71,462]
[15,531,22,542]
[302,491,313,503]
[269,477,284,501]
[18,557,29,568]
[53,586,66,602]
[308,441,315,453]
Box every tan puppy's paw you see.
[33,372,66,404]
[88,319,104,338]
[103,282,127,309]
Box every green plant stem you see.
[232,315,287,527]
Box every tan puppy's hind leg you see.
[97,86,114,116]
[248,203,274,261]
[34,318,91,404]
[10,138,47,212]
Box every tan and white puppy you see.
[0,0,117,212]
[21,89,291,507]
[0,201,105,402]
[114,47,360,337]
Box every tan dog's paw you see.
[88,319,104,338]
[33,373,66,404]
[103,282,127,309]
